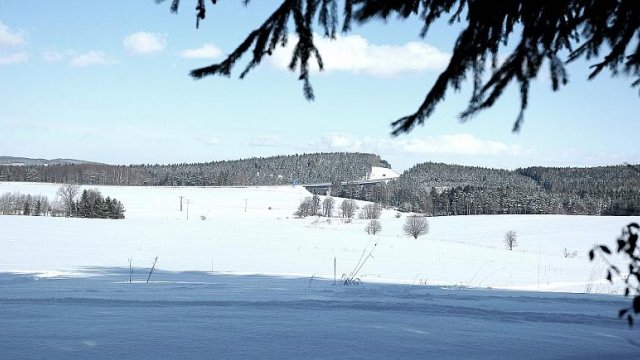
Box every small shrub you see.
[322,197,335,217]
[340,199,357,219]
[342,243,377,285]
[364,219,382,235]
[562,248,578,258]
[358,203,381,219]
[295,197,314,217]
[341,274,362,286]
[504,230,518,250]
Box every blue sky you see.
[1,1,638,171]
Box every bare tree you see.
[49,198,67,217]
[403,216,429,239]
[57,184,80,217]
[364,219,382,235]
[295,197,313,218]
[10,192,21,214]
[359,203,381,219]
[340,199,357,219]
[504,230,518,251]
[85,188,102,204]
[322,196,335,217]
[310,194,321,215]
[0,192,12,215]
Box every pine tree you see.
[79,190,90,218]
[94,196,107,218]
[105,197,113,219]
[22,199,30,216]
[34,199,41,216]
[110,198,125,219]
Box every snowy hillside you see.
[0,182,636,294]
[367,166,400,180]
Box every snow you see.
[368,166,400,180]
[0,182,636,293]
[1,181,638,358]
[0,271,637,359]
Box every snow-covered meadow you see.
[0,182,636,293]
[1,182,638,359]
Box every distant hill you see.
[0,152,388,186]
[1,154,637,216]
[0,156,100,166]
[380,162,640,216]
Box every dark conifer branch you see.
[159,0,640,134]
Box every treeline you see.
[0,153,387,186]
[335,162,640,216]
[1,152,637,216]
[0,192,51,216]
[0,188,125,219]
[518,166,640,215]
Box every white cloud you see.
[250,135,281,147]
[123,32,166,55]
[42,50,68,63]
[270,34,449,76]
[192,135,223,146]
[0,52,28,65]
[0,22,25,47]
[399,134,523,156]
[180,43,222,59]
[316,133,523,157]
[70,51,116,67]
[319,133,363,151]
[41,50,116,67]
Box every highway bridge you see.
[302,178,392,195]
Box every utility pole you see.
[244,199,248,213]
[179,196,184,212]
[185,199,191,220]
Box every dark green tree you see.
[112,199,126,219]
[94,196,107,219]
[34,199,41,216]
[105,197,113,218]
[159,0,640,134]
[79,190,91,218]
[22,197,31,216]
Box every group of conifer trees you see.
[0,153,385,186]
[0,188,125,219]
[71,189,125,219]
[325,162,640,216]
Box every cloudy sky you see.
[1,1,638,171]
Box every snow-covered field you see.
[0,182,636,293]
[1,182,638,358]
